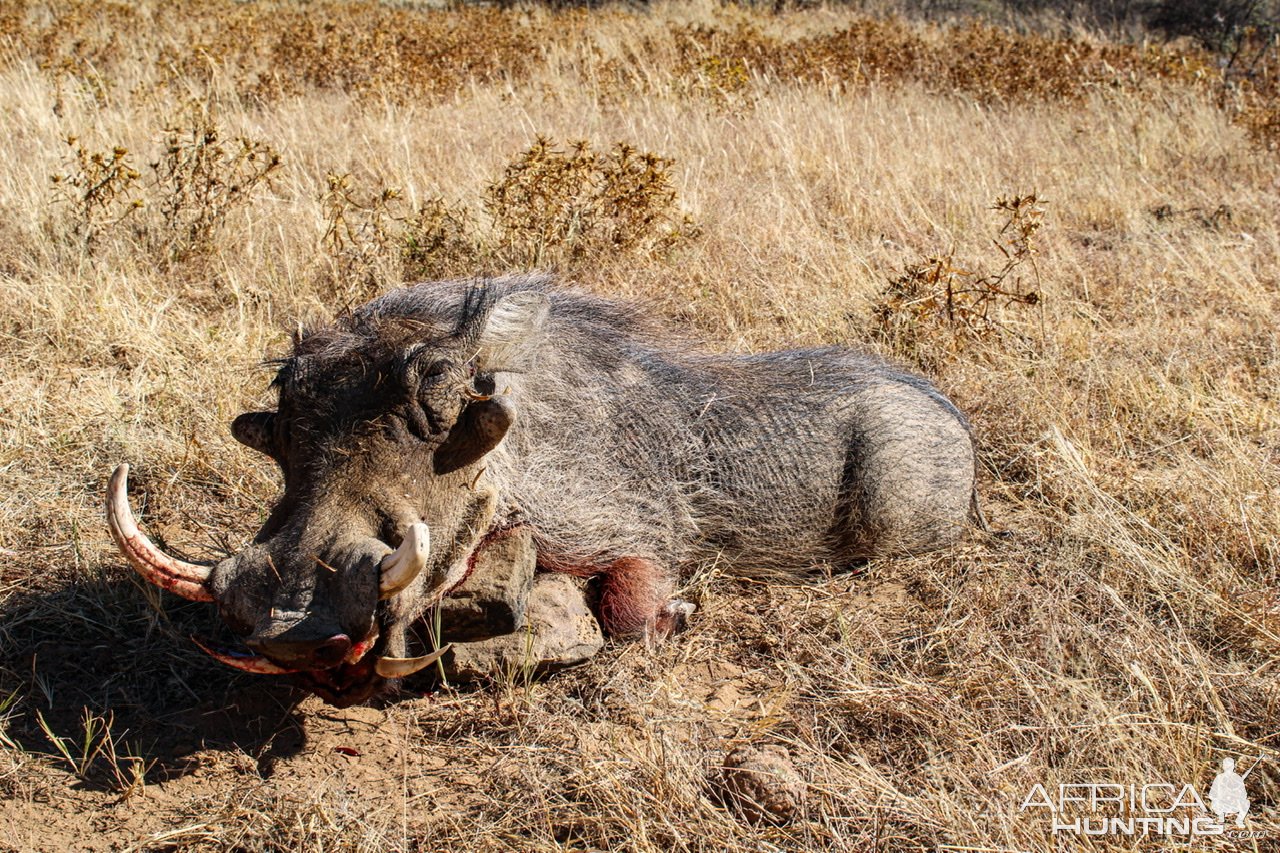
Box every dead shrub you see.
[30,1,144,88]
[46,106,280,266]
[312,176,479,297]
[484,136,697,269]
[790,18,928,90]
[258,3,544,105]
[401,197,479,281]
[317,172,409,302]
[672,24,775,106]
[48,136,144,247]
[315,136,698,292]
[150,102,281,263]
[872,192,1046,370]
[670,17,1216,108]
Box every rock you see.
[437,526,535,642]
[442,573,604,682]
[721,744,806,825]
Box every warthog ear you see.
[474,291,549,373]
[232,411,277,458]
[433,397,515,475]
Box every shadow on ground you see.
[0,575,309,791]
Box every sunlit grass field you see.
[0,1,1276,850]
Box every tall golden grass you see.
[0,1,1276,850]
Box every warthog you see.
[108,274,979,705]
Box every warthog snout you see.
[109,463,447,699]
[244,630,352,670]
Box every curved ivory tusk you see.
[107,464,214,602]
[374,643,452,678]
[379,522,430,599]
[192,636,302,675]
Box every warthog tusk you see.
[107,464,214,602]
[191,636,303,675]
[374,644,452,678]
[379,522,430,599]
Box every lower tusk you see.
[107,464,214,602]
[192,636,302,675]
[379,522,430,599]
[374,644,452,678]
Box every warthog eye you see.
[409,353,455,396]
[419,360,449,384]
[401,356,461,442]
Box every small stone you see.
[437,526,535,642]
[722,744,806,825]
[443,573,603,682]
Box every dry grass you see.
[0,0,1277,850]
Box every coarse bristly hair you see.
[322,273,978,586]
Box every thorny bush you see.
[151,102,281,263]
[46,104,280,264]
[48,137,143,247]
[9,1,1280,150]
[313,137,698,299]
[318,172,409,301]
[484,137,697,269]
[873,193,1046,372]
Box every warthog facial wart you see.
[107,274,981,706]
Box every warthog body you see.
[109,274,978,705]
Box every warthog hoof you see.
[648,598,696,641]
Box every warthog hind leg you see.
[538,552,691,639]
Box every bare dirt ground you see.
[0,1,1277,850]
[2,568,938,850]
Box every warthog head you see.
[108,287,549,705]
